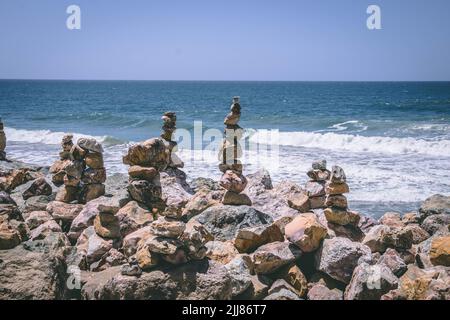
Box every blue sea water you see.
[1,80,450,218]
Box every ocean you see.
[1,80,450,218]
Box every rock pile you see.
[218,97,251,206]
[160,112,184,169]
[120,216,212,276]
[0,118,6,161]
[122,115,172,214]
[288,160,330,212]
[324,165,360,227]
[50,135,106,204]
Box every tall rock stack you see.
[305,160,330,210]
[78,138,107,204]
[123,137,169,214]
[324,165,360,226]
[51,136,106,204]
[0,118,6,161]
[218,97,251,206]
[160,112,184,169]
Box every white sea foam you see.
[4,127,450,205]
[4,127,123,146]
[249,130,450,157]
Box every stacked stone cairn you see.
[160,111,184,169]
[324,165,360,227]
[0,118,6,160]
[289,160,330,212]
[121,114,211,275]
[218,97,252,206]
[50,135,106,204]
[123,131,169,216]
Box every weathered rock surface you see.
[307,283,343,300]
[194,205,273,241]
[418,194,450,222]
[81,260,232,300]
[0,234,68,299]
[115,201,153,237]
[234,223,283,253]
[205,240,239,264]
[285,213,328,252]
[344,262,398,300]
[382,265,450,300]
[316,237,372,284]
[252,242,302,275]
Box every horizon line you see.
[1,78,450,83]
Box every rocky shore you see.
[0,112,449,300]
[1,155,448,300]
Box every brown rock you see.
[234,224,283,253]
[81,168,107,184]
[85,152,104,169]
[94,212,120,239]
[324,207,360,226]
[380,212,404,228]
[63,174,80,187]
[285,213,328,252]
[127,180,162,207]
[252,242,302,274]
[309,196,326,209]
[0,221,21,249]
[148,217,186,238]
[115,201,153,237]
[70,144,87,161]
[79,183,105,204]
[325,195,348,208]
[205,240,239,264]
[55,185,79,203]
[22,177,52,200]
[46,201,84,225]
[404,224,430,244]
[135,245,159,270]
[51,171,66,186]
[222,191,252,206]
[181,188,223,221]
[128,166,158,181]
[325,182,349,195]
[305,181,325,197]
[388,265,450,300]
[122,138,168,170]
[307,283,343,300]
[49,159,71,174]
[274,264,308,298]
[429,236,450,267]
[219,170,248,193]
[287,192,310,212]
[307,169,330,182]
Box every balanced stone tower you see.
[123,136,168,215]
[50,135,106,204]
[324,165,360,226]
[0,118,6,161]
[160,112,184,169]
[218,97,251,206]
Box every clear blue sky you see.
[0,0,449,81]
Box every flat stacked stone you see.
[161,112,184,169]
[123,136,168,214]
[0,118,6,161]
[305,160,330,209]
[324,165,360,226]
[218,97,251,206]
[52,136,106,204]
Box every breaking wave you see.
[249,130,450,157]
[4,127,126,147]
